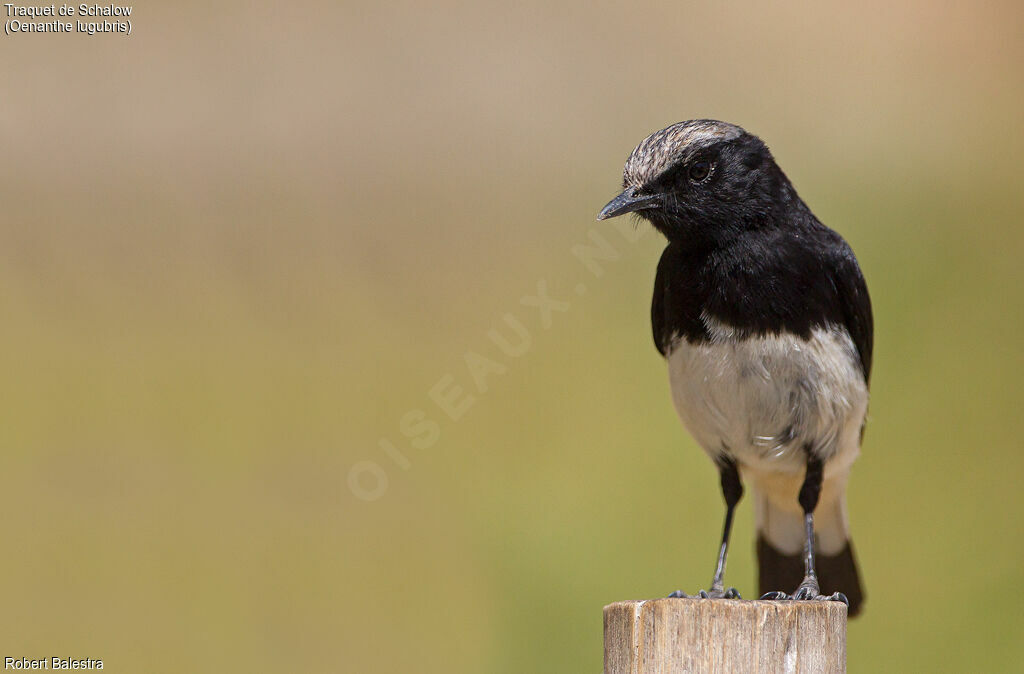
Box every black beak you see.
[596,186,662,221]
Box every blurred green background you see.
[2,1,1022,671]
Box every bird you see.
[597,120,871,616]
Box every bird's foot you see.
[760,579,848,607]
[667,587,741,599]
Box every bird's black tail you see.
[757,535,865,617]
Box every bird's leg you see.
[793,456,824,599]
[709,457,743,598]
[761,455,848,607]
[669,456,743,600]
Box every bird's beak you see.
[597,186,662,221]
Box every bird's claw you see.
[667,587,741,599]
[759,589,850,608]
[793,584,818,601]
[827,592,850,607]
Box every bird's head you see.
[598,120,794,246]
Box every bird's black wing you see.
[830,246,873,383]
[651,252,668,356]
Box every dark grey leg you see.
[669,456,743,599]
[761,454,848,607]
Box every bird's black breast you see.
[651,225,873,382]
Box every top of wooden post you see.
[604,598,847,674]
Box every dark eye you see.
[688,160,712,183]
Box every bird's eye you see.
[688,160,713,183]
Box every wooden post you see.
[604,598,846,673]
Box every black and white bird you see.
[598,120,871,615]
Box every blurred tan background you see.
[2,1,1023,671]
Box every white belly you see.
[666,319,868,477]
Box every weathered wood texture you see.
[604,598,846,674]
